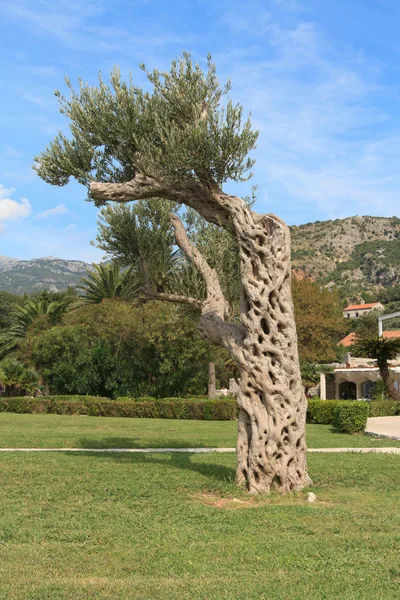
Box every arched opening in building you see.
[339,381,357,400]
[361,380,376,400]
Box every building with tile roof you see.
[343,302,383,319]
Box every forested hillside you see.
[291,215,400,299]
[1,214,400,300]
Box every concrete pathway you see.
[365,416,400,440]
[0,447,399,454]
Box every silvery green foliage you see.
[95,200,181,293]
[34,53,258,197]
[178,208,241,307]
[95,188,258,308]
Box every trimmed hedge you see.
[1,395,398,426]
[308,398,400,426]
[368,401,400,417]
[115,396,236,403]
[307,399,340,424]
[0,396,237,421]
[115,396,157,403]
[334,401,370,434]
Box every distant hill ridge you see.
[1,215,399,295]
[291,215,400,297]
[0,256,90,294]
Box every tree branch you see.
[90,175,234,227]
[140,288,203,309]
[170,213,229,319]
[90,175,168,204]
[170,213,246,354]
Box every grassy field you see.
[0,450,399,599]
[0,414,399,599]
[1,412,400,449]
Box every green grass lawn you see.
[0,412,400,449]
[0,450,399,599]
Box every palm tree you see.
[353,335,400,398]
[0,358,39,396]
[0,299,67,360]
[300,363,333,396]
[78,263,138,304]
[300,363,320,396]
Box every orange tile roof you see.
[338,330,400,346]
[338,332,357,347]
[344,302,381,311]
[383,331,400,339]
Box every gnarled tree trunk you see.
[234,213,308,493]
[208,362,217,399]
[90,180,310,494]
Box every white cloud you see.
[1,167,36,182]
[3,0,189,55]
[0,184,32,223]
[6,147,23,157]
[37,204,69,219]
[0,185,15,200]
[23,93,47,109]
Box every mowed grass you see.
[1,412,400,448]
[0,450,399,599]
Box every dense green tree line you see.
[0,273,345,398]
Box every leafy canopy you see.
[95,200,242,306]
[31,300,230,398]
[95,200,180,294]
[292,278,345,363]
[34,53,258,195]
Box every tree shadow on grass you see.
[74,438,236,484]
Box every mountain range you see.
[0,256,89,294]
[291,215,400,298]
[1,215,400,297]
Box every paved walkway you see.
[365,416,400,440]
[0,447,399,454]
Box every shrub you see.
[307,399,340,424]
[0,396,237,421]
[0,397,51,414]
[115,396,234,403]
[368,401,400,417]
[307,398,400,426]
[115,396,157,403]
[334,402,369,434]
[5,395,395,426]
[48,395,110,402]
[0,396,110,414]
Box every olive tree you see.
[35,54,310,493]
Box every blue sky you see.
[1,0,400,261]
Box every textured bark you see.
[378,361,398,399]
[208,362,217,399]
[91,178,233,227]
[90,177,310,494]
[140,289,202,309]
[233,212,309,493]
